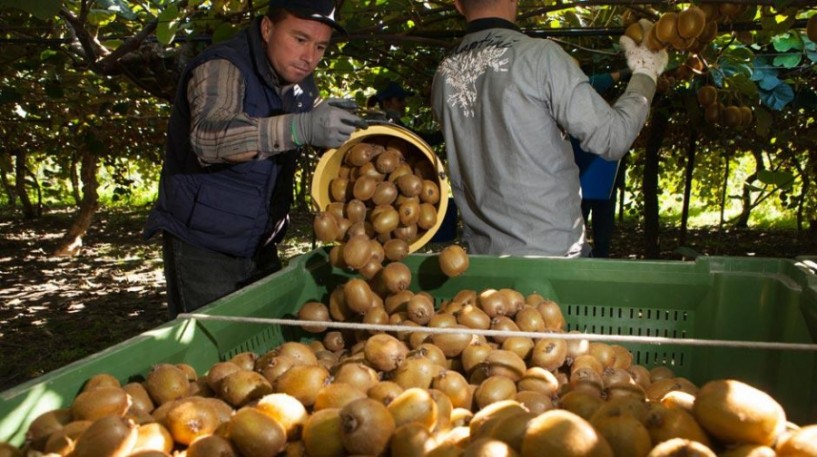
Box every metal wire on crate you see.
[178,313,817,353]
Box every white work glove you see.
[619,19,669,84]
[291,98,363,148]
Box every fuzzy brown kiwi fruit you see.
[646,438,715,457]
[313,211,340,243]
[482,349,527,381]
[457,304,492,330]
[297,301,330,333]
[407,293,435,325]
[82,373,121,391]
[388,387,439,431]
[43,419,93,456]
[417,202,438,230]
[645,24,666,52]
[372,206,400,234]
[517,366,560,397]
[345,142,379,167]
[420,180,441,204]
[228,407,287,457]
[474,375,518,410]
[339,398,395,455]
[678,6,706,39]
[469,400,528,438]
[396,173,424,198]
[655,12,680,44]
[722,105,742,127]
[342,234,373,270]
[692,379,785,446]
[697,85,717,107]
[71,415,138,457]
[380,261,412,294]
[383,238,410,262]
[776,424,817,456]
[592,413,652,457]
[329,177,349,203]
[521,409,613,457]
[375,148,404,174]
[432,370,472,410]
[537,299,566,331]
[71,386,131,421]
[439,245,469,278]
[274,341,318,366]
[186,435,237,457]
[530,337,568,371]
[219,370,274,408]
[343,278,374,315]
[739,106,753,126]
[145,364,190,406]
[624,22,645,45]
[274,365,330,407]
[514,390,553,416]
[352,176,377,202]
[390,422,431,457]
[358,161,385,181]
[363,333,409,372]
[302,408,344,457]
[313,383,367,411]
[333,362,380,393]
[557,389,604,421]
[367,380,405,406]
[162,397,220,445]
[645,403,712,448]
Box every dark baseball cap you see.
[268,0,346,35]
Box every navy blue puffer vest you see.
[144,18,316,258]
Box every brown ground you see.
[0,206,814,392]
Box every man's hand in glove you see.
[619,19,669,84]
[291,98,364,148]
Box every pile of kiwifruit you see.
[5,246,817,456]
[313,136,443,279]
[697,85,754,128]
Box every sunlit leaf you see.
[156,4,180,46]
[88,9,117,27]
[724,46,754,62]
[772,53,801,68]
[40,49,58,61]
[94,0,136,20]
[771,33,802,52]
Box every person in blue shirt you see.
[572,69,630,258]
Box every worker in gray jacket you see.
[431,0,667,257]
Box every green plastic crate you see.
[2,249,816,446]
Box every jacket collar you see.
[248,16,283,89]
[466,17,521,34]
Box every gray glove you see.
[291,98,363,148]
[619,19,669,83]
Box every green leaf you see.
[88,8,117,26]
[728,73,759,99]
[772,53,801,68]
[212,22,239,43]
[156,4,180,46]
[754,107,772,137]
[772,33,802,52]
[93,0,136,20]
[725,46,754,63]
[757,169,794,188]
[0,0,61,20]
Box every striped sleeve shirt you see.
[187,59,295,164]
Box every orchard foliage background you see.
[0,0,816,258]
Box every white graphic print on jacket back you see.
[439,34,511,117]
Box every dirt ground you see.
[0,206,814,392]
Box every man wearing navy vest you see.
[144,0,360,318]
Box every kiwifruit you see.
[474,375,517,410]
[469,399,527,438]
[228,407,287,457]
[363,305,390,331]
[592,413,652,457]
[371,181,398,206]
[390,422,432,457]
[514,390,553,416]
[162,397,220,445]
[739,106,753,126]
[367,380,404,405]
[122,383,154,416]
[346,220,374,239]
[407,293,435,325]
[489,315,520,343]
[704,102,721,124]
[302,408,344,457]
[420,180,441,204]
[71,386,131,421]
[274,364,331,407]
[678,6,706,39]
[294,301,330,333]
[417,202,438,230]
[698,20,718,44]
[514,306,546,333]
[389,163,414,183]
[396,198,421,227]
[723,105,742,127]
[456,304,491,330]
[375,148,404,174]
[363,333,409,372]
[145,364,189,406]
[358,161,385,181]
[646,437,716,457]
[313,211,340,243]
[43,419,92,456]
[439,245,469,278]
[186,435,237,457]
[656,12,680,44]
[809,15,817,43]
[645,24,666,52]
[271,341,316,367]
[352,176,378,201]
[342,278,373,315]
[25,407,73,451]
[82,373,121,392]
[395,353,442,390]
[483,349,528,381]
[718,2,742,18]
[517,366,560,397]
[644,402,712,448]
[313,383,367,411]
[384,238,410,262]
[432,370,472,410]
[372,206,400,234]
[527,338,566,372]
[329,177,349,203]
[696,85,717,106]
[71,415,138,457]
[345,142,379,167]
[692,379,785,446]
[380,261,412,294]
[339,398,395,455]
[219,369,272,407]
[393,223,418,242]
[776,424,817,456]
[342,234,373,270]
[521,409,613,457]
[334,361,381,393]
[431,324,473,358]
[624,22,644,45]
[388,387,439,431]
[396,173,424,197]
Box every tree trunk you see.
[53,149,100,257]
[679,128,697,246]
[643,96,669,259]
[69,155,81,206]
[1,167,15,207]
[15,149,38,219]
[736,148,764,228]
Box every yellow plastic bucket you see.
[311,123,449,253]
